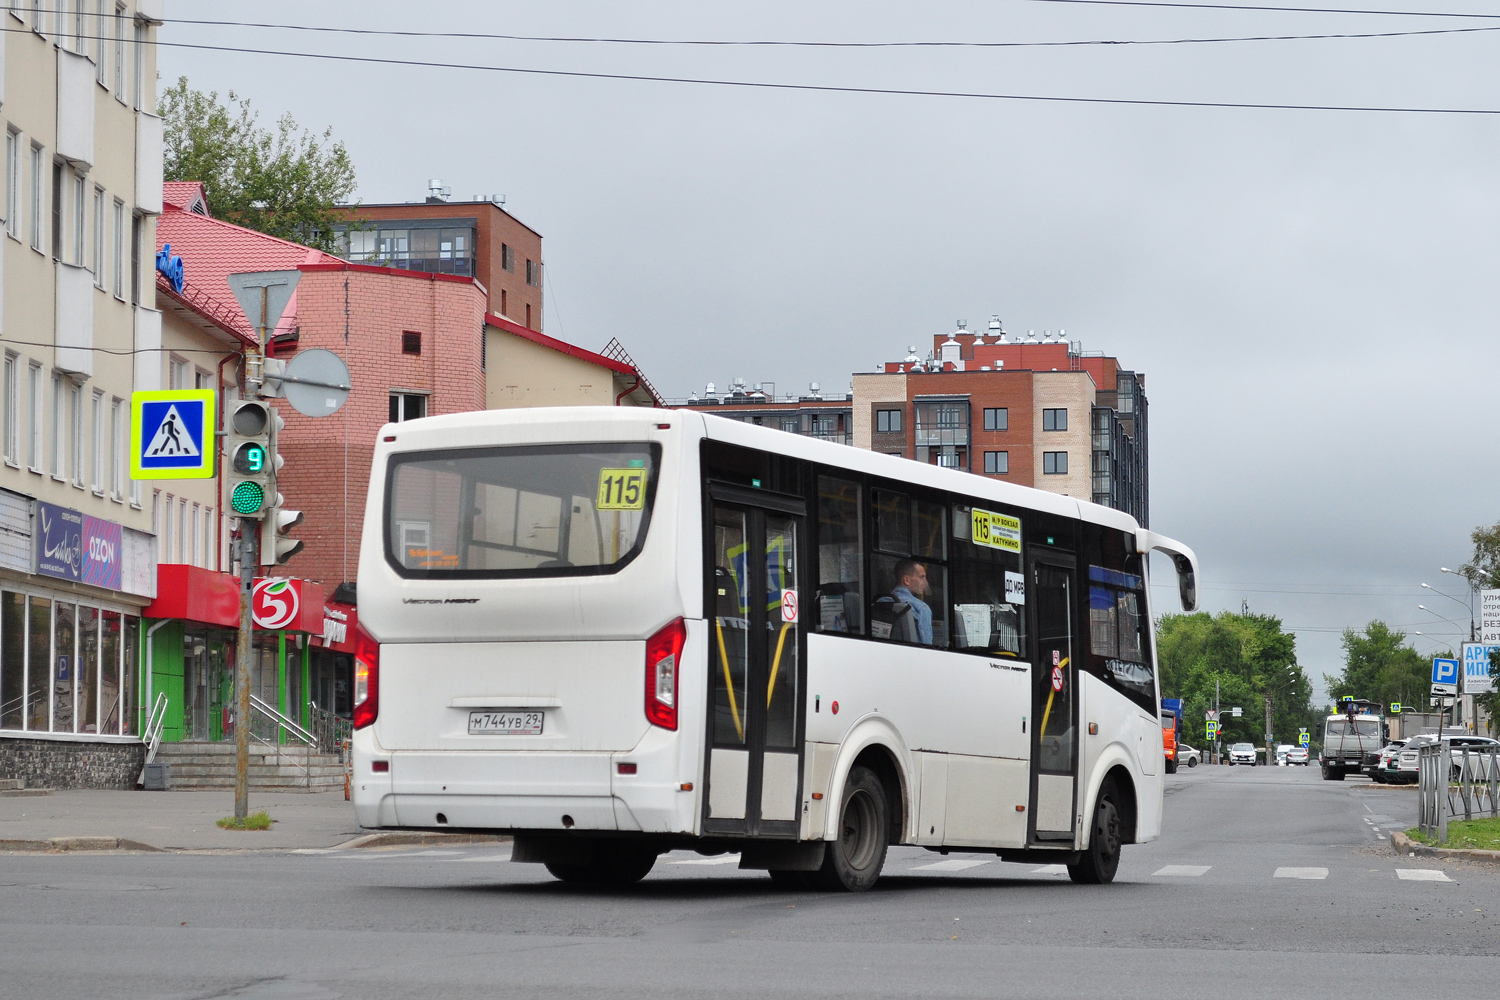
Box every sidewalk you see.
[0,788,366,851]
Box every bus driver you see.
[889,559,933,645]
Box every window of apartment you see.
[129,466,141,507]
[388,393,427,423]
[1,354,16,465]
[94,1,107,82]
[401,331,421,355]
[91,389,104,492]
[133,19,145,109]
[1043,408,1068,432]
[111,199,124,297]
[780,417,799,433]
[177,497,188,563]
[162,493,174,562]
[1043,451,1068,475]
[50,374,65,478]
[50,161,63,259]
[3,129,17,239]
[29,0,42,35]
[525,259,539,287]
[525,303,532,329]
[191,504,201,566]
[194,369,212,391]
[29,144,44,250]
[168,356,189,390]
[205,508,216,570]
[27,362,43,472]
[130,212,141,304]
[501,243,514,272]
[113,4,126,99]
[71,172,85,265]
[73,1,85,50]
[983,407,1008,432]
[984,451,1009,475]
[92,187,105,284]
[109,397,122,499]
[875,408,903,434]
[499,289,507,316]
[150,490,160,560]
[70,383,84,486]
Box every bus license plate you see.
[468,710,544,736]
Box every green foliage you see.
[1459,521,1500,590]
[217,811,273,831]
[160,77,358,252]
[1406,816,1500,850]
[1327,621,1431,713]
[1157,612,1316,747]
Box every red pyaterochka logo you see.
[252,578,300,630]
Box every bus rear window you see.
[385,443,660,578]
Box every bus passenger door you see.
[1028,554,1078,842]
[704,486,805,839]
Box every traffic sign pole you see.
[234,524,258,821]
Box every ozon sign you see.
[252,578,302,630]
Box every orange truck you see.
[1161,698,1183,774]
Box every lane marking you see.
[672,854,742,866]
[1396,868,1452,882]
[1031,864,1069,875]
[1274,867,1329,879]
[913,859,994,872]
[1152,865,1211,876]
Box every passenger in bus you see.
[886,560,933,645]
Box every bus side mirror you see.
[1173,554,1197,612]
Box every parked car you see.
[1177,743,1201,767]
[1393,734,1500,783]
[1275,744,1294,765]
[1371,740,1407,783]
[1228,742,1258,765]
[1286,746,1310,765]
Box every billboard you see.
[1461,642,1500,696]
[1482,590,1500,644]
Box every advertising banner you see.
[35,503,84,582]
[1462,642,1500,696]
[1482,590,1500,644]
[81,515,122,590]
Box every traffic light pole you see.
[234,297,270,822]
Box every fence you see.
[1416,743,1500,844]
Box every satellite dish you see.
[275,348,351,417]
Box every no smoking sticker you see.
[781,589,799,624]
[1051,666,1064,692]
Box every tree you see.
[159,77,358,252]
[1459,520,1500,590]
[1326,621,1430,713]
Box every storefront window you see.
[28,597,51,731]
[79,605,99,733]
[52,601,73,732]
[0,595,138,736]
[1,592,23,730]
[101,611,121,735]
[122,616,138,736]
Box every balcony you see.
[55,263,95,376]
[136,114,164,214]
[134,307,162,392]
[56,49,95,168]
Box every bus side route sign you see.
[130,390,217,480]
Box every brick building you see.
[330,181,544,332]
[676,320,1149,524]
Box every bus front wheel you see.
[814,765,889,892]
[1068,782,1123,885]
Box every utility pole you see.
[1215,678,1221,765]
[233,287,269,822]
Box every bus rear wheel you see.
[545,846,658,886]
[1068,782,1123,885]
[814,765,888,892]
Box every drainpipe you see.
[215,352,239,570]
[615,373,641,407]
[145,618,173,737]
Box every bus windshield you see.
[385,443,660,578]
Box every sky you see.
[160,1,1500,698]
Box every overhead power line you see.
[14,30,1495,117]
[148,16,1500,48]
[1015,0,1500,19]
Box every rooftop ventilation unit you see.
[426,178,451,203]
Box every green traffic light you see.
[232,443,265,474]
[231,480,265,515]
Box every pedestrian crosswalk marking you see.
[672,854,742,865]
[913,858,993,872]
[1274,867,1329,879]
[1395,868,1451,882]
[1153,865,1212,876]
[1031,864,1069,875]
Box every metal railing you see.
[1417,743,1500,844]
[248,694,318,788]
[308,704,353,758]
[137,693,169,786]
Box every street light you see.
[1423,580,1475,640]
[1418,604,1468,631]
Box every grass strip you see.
[1406,816,1500,850]
[217,811,273,831]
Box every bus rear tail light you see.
[353,622,380,730]
[645,618,685,730]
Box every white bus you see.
[351,407,1198,890]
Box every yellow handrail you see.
[767,622,792,708]
[715,620,744,741]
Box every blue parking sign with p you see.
[131,390,216,480]
[1431,657,1460,687]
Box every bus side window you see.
[869,491,948,647]
[816,476,864,635]
[950,504,1026,657]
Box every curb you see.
[335,831,512,850]
[0,836,164,853]
[1391,829,1500,864]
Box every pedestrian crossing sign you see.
[130,390,216,480]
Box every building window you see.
[501,243,514,272]
[30,144,44,250]
[984,451,1009,475]
[71,172,85,265]
[1043,408,1068,432]
[525,259,539,287]
[205,508,216,570]
[151,490,160,560]
[525,303,532,329]
[178,497,187,564]
[876,409,903,433]
[92,186,105,284]
[91,389,104,492]
[191,504,201,566]
[94,1,106,83]
[50,160,62,259]
[983,407,1008,432]
[51,373,65,478]
[110,397,123,499]
[2,353,18,465]
[4,128,17,239]
[114,4,126,100]
[70,384,84,486]
[1043,451,1068,475]
[340,224,475,276]
[195,369,212,391]
[168,356,188,390]
[111,199,124,297]
[133,19,145,109]
[499,289,507,316]
[401,331,421,355]
[27,362,42,471]
[389,393,426,423]
[130,212,141,304]
[162,493,174,562]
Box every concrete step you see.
[0,788,51,797]
[166,775,344,791]
[0,778,24,790]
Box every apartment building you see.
[330,181,545,331]
[0,2,165,782]
[674,320,1149,525]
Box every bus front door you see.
[1029,554,1078,842]
[703,487,805,839]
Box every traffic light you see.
[226,400,275,517]
[260,502,305,565]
